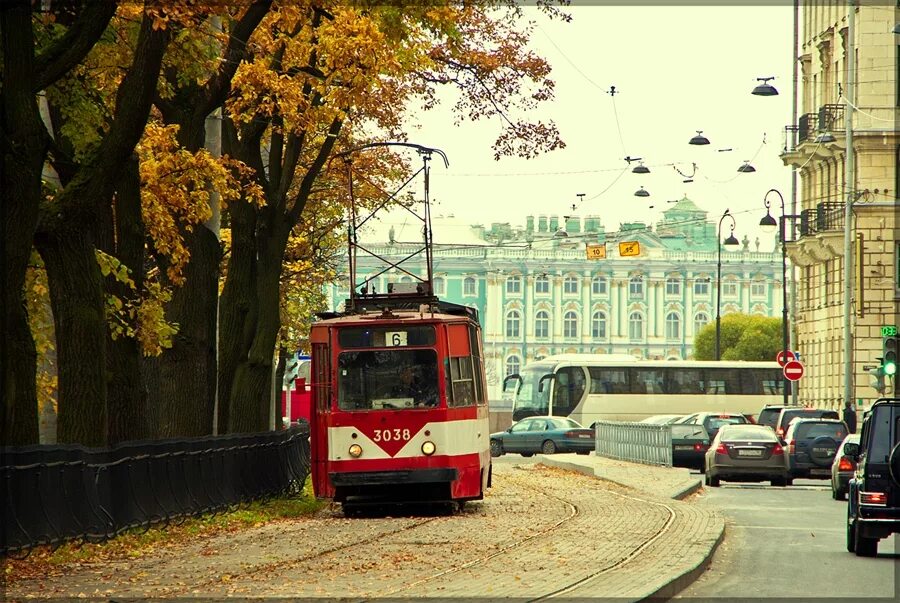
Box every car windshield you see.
[704,416,747,431]
[721,425,775,441]
[756,408,783,427]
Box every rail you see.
[593,421,672,467]
[1,424,311,557]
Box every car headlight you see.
[421,441,436,456]
[349,444,363,458]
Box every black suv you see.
[846,398,900,557]
[783,418,848,482]
[773,407,840,442]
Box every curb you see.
[638,523,726,602]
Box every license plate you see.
[674,445,694,451]
[577,434,591,439]
[738,449,763,457]
[810,468,830,475]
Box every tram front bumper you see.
[330,468,458,487]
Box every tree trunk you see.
[155,227,220,437]
[1,2,47,445]
[102,156,150,443]
[227,236,287,433]
[217,197,259,433]
[35,227,108,447]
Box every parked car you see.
[846,398,900,557]
[639,414,684,425]
[784,418,848,481]
[675,412,751,440]
[756,404,790,431]
[490,416,594,457]
[831,433,861,500]
[704,424,789,487]
[671,423,710,471]
[773,407,840,442]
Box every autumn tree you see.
[216,1,565,433]
[33,2,170,446]
[1,0,117,445]
[694,314,783,362]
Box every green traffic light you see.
[885,361,898,376]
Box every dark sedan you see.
[671,424,711,471]
[831,433,860,500]
[704,424,790,487]
[490,416,595,457]
[675,412,751,440]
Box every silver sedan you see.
[704,424,790,487]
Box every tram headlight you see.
[348,444,363,458]
[421,441,436,456]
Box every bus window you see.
[588,367,628,394]
[701,368,741,394]
[632,368,664,394]
[741,368,787,395]
[664,368,703,395]
[553,367,586,416]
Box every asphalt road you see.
[677,477,899,600]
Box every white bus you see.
[503,354,788,425]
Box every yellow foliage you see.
[25,252,58,414]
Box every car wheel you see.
[490,440,504,458]
[709,475,720,488]
[855,528,878,557]
[846,515,856,553]
[831,484,839,499]
[771,477,786,487]
[785,477,793,487]
[838,488,847,501]
[521,452,534,457]
[541,440,557,455]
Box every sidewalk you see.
[539,452,723,600]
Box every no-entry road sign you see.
[783,360,805,381]
[776,350,796,367]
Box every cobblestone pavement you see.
[7,456,723,601]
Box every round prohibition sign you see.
[776,350,796,367]
[782,360,804,381]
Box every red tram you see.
[309,142,490,511]
[309,302,491,509]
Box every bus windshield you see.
[338,349,439,410]
[512,366,552,418]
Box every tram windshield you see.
[337,349,439,410]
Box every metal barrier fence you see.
[593,421,673,467]
[1,423,311,556]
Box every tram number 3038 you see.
[373,428,412,442]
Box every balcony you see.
[787,202,846,265]
[782,104,844,158]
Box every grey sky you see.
[404,3,796,249]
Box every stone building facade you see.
[780,3,899,410]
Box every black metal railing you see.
[1,423,310,556]
[793,105,845,146]
[798,202,845,237]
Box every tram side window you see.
[312,343,331,412]
[446,356,476,407]
[664,369,703,395]
[588,367,629,394]
[701,368,741,394]
[469,324,486,405]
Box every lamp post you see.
[715,210,740,361]
[759,189,801,405]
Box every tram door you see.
[309,337,332,496]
